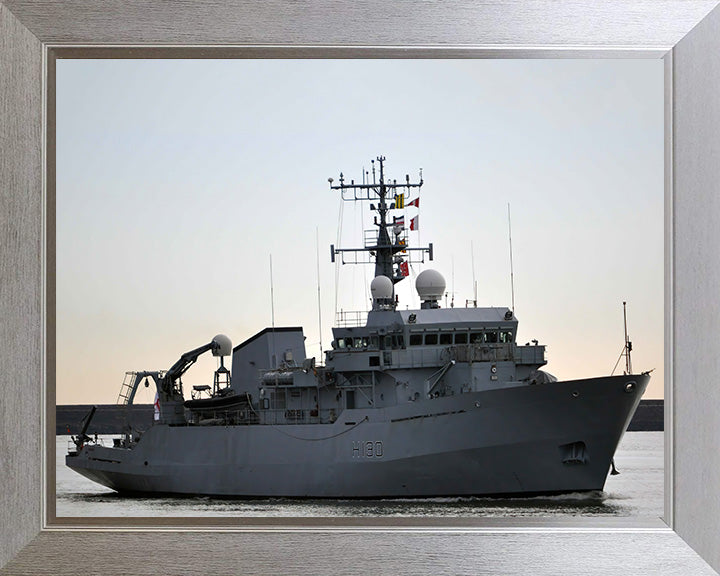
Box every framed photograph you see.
[52,57,664,522]
[2,2,720,574]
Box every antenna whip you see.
[270,254,276,368]
[316,227,323,360]
[508,203,515,314]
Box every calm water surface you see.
[56,431,663,518]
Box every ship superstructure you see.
[66,157,648,498]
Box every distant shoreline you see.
[56,399,664,435]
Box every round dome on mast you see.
[371,275,394,310]
[211,334,233,357]
[416,269,445,308]
[371,275,394,299]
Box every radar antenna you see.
[329,156,433,309]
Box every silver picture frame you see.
[2,1,720,574]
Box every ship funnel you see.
[212,334,233,356]
[416,269,445,309]
[371,275,394,310]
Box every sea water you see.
[56,431,663,519]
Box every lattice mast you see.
[329,156,433,297]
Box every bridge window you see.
[499,331,514,343]
[369,336,379,349]
[424,333,438,345]
[455,333,468,344]
[409,334,423,346]
[336,338,347,349]
[485,331,498,343]
[439,333,453,345]
[470,332,483,344]
[392,334,405,349]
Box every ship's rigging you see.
[330,156,433,305]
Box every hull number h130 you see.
[352,441,384,459]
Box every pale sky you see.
[56,59,664,404]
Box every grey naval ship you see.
[67,156,649,498]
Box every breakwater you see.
[626,399,663,431]
[56,399,665,435]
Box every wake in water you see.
[59,489,624,518]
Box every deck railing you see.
[335,310,368,327]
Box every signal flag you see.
[154,392,160,421]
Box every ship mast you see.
[330,156,433,309]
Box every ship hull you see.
[66,374,648,498]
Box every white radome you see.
[416,269,446,301]
[370,275,394,300]
[212,334,233,356]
